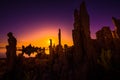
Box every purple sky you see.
[0,0,120,46]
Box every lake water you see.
[0,48,7,58]
[0,47,30,58]
[0,47,48,58]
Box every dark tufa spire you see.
[79,1,90,39]
[79,1,89,16]
[74,9,79,22]
[112,17,120,38]
[58,28,61,46]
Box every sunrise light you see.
[17,26,73,48]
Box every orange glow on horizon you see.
[0,23,73,49]
[17,28,73,48]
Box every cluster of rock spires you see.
[72,1,120,79]
[3,1,120,80]
[72,1,95,64]
[73,1,120,64]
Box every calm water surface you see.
[0,47,44,58]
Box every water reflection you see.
[0,47,49,58]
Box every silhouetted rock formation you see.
[72,1,95,63]
[58,29,63,54]
[112,17,120,38]
[96,26,114,50]
[6,32,17,72]
[58,29,61,46]
[72,1,97,80]
[49,39,53,55]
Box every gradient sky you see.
[0,0,120,47]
